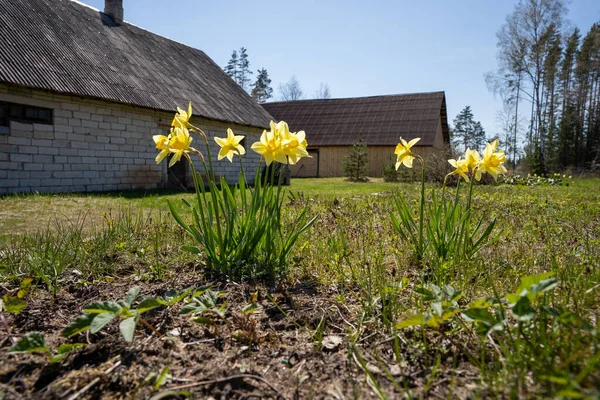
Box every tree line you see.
[223,47,332,102]
[487,0,600,173]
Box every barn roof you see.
[262,92,450,147]
[0,0,272,129]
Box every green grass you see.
[0,178,411,235]
[287,177,413,197]
[1,177,600,397]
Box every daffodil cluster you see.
[211,120,311,166]
[448,140,507,182]
[251,121,310,166]
[391,138,506,270]
[153,103,198,167]
[152,102,316,281]
[154,103,310,170]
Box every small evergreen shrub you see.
[342,136,369,182]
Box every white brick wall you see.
[0,83,265,194]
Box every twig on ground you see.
[182,338,216,347]
[292,359,306,376]
[332,305,356,331]
[373,334,408,347]
[357,331,379,344]
[170,377,195,383]
[167,374,287,400]
[328,322,346,333]
[139,317,162,337]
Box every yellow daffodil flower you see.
[153,134,170,164]
[448,157,470,182]
[215,128,246,162]
[463,148,483,180]
[282,130,310,165]
[270,120,289,139]
[464,148,480,171]
[251,129,287,166]
[479,139,507,180]
[172,102,193,129]
[394,137,421,169]
[251,120,311,165]
[167,126,193,167]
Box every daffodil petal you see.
[407,137,420,147]
[156,149,169,164]
[215,137,228,147]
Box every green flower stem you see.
[186,157,212,244]
[238,155,246,184]
[418,158,426,263]
[238,155,248,210]
[466,170,475,211]
[190,124,216,183]
[269,161,276,187]
[463,171,475,258]
[186,154,208,211]
[188,150,225,271]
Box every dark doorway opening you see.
[167,156,188,189]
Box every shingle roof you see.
[262,92,450,147]
[0,0,272,129]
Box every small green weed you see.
[62,287,192,342]
[8,331,85,363]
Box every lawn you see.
[1,177,599,399]
[0,178,406,235]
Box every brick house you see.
[262,92,450,177]
[0,0,273,194]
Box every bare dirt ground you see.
[1,272,480,399]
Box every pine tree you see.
[574,28,595,168]
[452,106,486,152]
[542,24,562,171]
[224,50,238,82]
[580,24,600,167]
[453,106,474,152]
[223,47,253,93]
[238,47,252,92]
[473,121,487,151]
[558,29,580,168]
[342,136,369,182]
[251,68,273,102]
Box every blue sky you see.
[81,0,600,138]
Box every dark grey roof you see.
[262,92,450,147]
[0,0,272,129]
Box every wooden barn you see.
[262,92,450,177]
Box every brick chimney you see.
[104,0,123,24]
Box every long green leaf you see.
[83,301,121,314]
[62,314,96,337]
[137,297,163,314]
